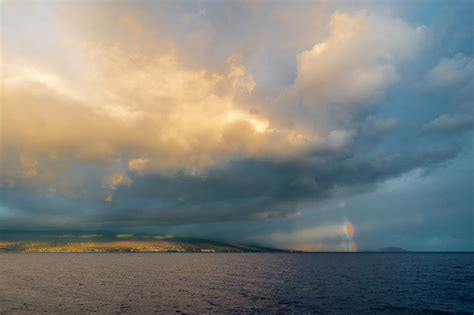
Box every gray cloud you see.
[0,145,459,229]
[424,54,473,89]
[360,116,399,139]
[422,113,474,133]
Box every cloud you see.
[2,11,428,195]
[0,4,463,236]
[0,146,459,228]
[360,116,399,138]
[1,46,313,179]
[422,113,474,133]
[273,11,427,132]
[424,54,474,88]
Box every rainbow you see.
[343,221,358,252]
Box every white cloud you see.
[296,12,425,104]
[274,11,427,134]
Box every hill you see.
[0,230,285,253]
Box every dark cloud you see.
[0,145,459,228]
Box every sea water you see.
[0,253,472,313]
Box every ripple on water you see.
[0,253,472,313]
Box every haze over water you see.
[1,253,472,313]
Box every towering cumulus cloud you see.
[0,1,472,250]
[276,11,427,132]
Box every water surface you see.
[0,253,472,313]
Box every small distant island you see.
[376,247,409,252]
[357,247,409,253]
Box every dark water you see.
[0,253,472,314]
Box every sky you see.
[0,0,472,251]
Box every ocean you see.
[0,253,472,313]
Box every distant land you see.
[0,240,283,253]
[0,230,409,253]
[0,230,287,253]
